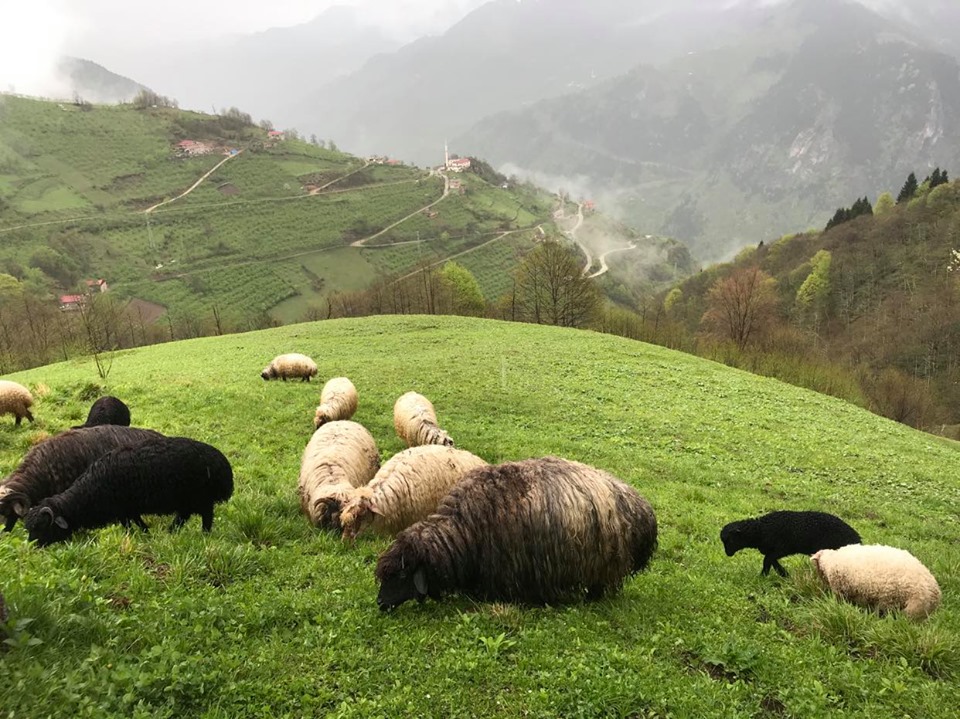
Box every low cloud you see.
[0,1,78,98]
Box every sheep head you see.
[339,495,378,542]
[376,539,431,611]
[260,366,275,380]
[24,505,71,546]
[0,488,29,531]
[719,519,755,556]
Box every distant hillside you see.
[56,57,149,104]
[459,0,960,261]
[291,0,768,166]
[661,176,960,431]
[0,94,689,363]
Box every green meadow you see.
[1,315,957,717]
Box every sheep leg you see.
[15,415,22,427]
[169,513,190,532]
[767,558,788,577]
[24,410,34,423]
[200,507,215,532]
[3,516,16,532]
[133,516,149,532]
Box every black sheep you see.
[720,510,861,577]
[376,457,657,611]
[24,437,234,546]
[73,396,131,429]
[0,426,163,531]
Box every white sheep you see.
[298,420,379,530]
[261,353,318,382]
[393,391,453,447]
[811,544,941,620]
[339,445,487,540]
[314,377,358,428]
[0,380,35,426]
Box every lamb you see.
[0,425,163,531]
[73,396,131,429]
[0,380,35,426]
[720,510,861,577]
[812,544,941,620]
[376,456,657,611]
[261,353,318,382]
[393,391,454,447]
[339,445,487,541]
[313,377,359,428]
[298,420,379,530]
[23,436,234,546]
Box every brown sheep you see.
[261,353,318,382]
[0,380,35,426]
[376,456,657,610]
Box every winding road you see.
[586,242,637,279]
[144,150,244,214]
[350,172,450,247]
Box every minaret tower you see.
[444,140,449,169]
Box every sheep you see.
[23,436,234,546]
[0,380,34,426]
[393,391,454,447]
[313,377,359,428]
[720,510,861,577]
[73,396,131,429]
[298,420,379,530]
[376,456,657,611]
[339,445,487,541]
[812,544,941,620]
[261,353,318,382]
[0,425,163,532]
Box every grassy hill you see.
[0,94,688,329]
[1,315,958,718]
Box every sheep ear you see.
[368,501,384,517]
[13,501,26,517]
[413,567,428,595]
[54,516,69,530]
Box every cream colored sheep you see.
[812,544,941,620]
[339,445,487,540]
[0,381,34,426]
[393,391,453,447]
[261,353,318,382]
[298,420,379,529]
[313,377,358,428]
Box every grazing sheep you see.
[0,425,163,532]
[0,380,34,426]
[261,353,318,382]
[299,420,379,530]
[73,396,131,429]
[376,456,657,611]
[812,544,941,620]
[340,445,487,541]
[393,391,453,447]
[720,510,861,577]
[24,436,234,546]
[314,377,359,428]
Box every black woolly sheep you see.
[73,396,131,429]
[720,510,861,577]
[24,436,234,546]
[376,456,657,611]
[0,380,35,426]
[0,425,163,532]
[261,353,318,382]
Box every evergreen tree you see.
[897,172,918,204]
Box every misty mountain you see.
[121,5,401,128]
[291,0,782,165]
[56,57,148,104]
[859,0,960,57]
[458,0,960,260]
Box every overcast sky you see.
[0,0,485,96]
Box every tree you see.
[795,250,832,329]
[897,172,918,204]
[700,267,778,351]
[874,191,895,216]
[513,241,601,328]
[437,262,485,316]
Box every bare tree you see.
[700,266,779,351]
[514,241,601,327]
